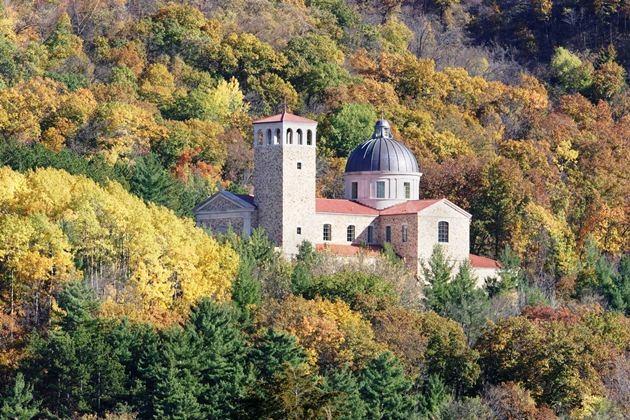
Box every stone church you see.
[194,112,499,280]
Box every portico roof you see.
[253,111,317,124]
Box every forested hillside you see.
[0,1,628,418]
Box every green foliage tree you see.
[326,103,377,156]
[0,373,40,419]
[359,352,415,419]
[485,245,521,297]
[550,47,593,93]
[130,152,177,208]
[443,262,489,343]
[323,366,367,420]
[417,374,451,418]
[422,245,454,314]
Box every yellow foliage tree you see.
[0,167,238,327]
[259,295,384,369]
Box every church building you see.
[194,112,500,281]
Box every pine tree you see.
[0,373,40,419]
[418,374,451,419]
[248,329,308,416]
[444,262,489,343]
[323,366,367,420]
[422,245,454,314]
[486,244,521,297]
[232,253,262,312]
[130,152,177,208]
[359,352,415,419]
[184,299,252,418]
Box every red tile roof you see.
[316,198,380,215]
[379,199,442,215]
[469,254,501,269]
[316,243,382,257]
[253,111,317,124]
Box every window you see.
[385,226,392,242]
[367,225,374,243]
[267,129,272,145]
[376,181,385,198]
[438,221,449,243]
[323,224,331,241]
[275,128,281,144]
[297,227,302,235]
[286,128,293,144]
[257,130,263,145]
[297,162,302,169]
[347,225,355,242]
[351,182,358,199]
[402,225,408,242]
[307,130,313,145]
[404,182,411,199]
[297,129,303,145]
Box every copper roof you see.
[253,111,317,124]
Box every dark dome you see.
[345,120,420,173]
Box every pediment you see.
[194,191,255,214]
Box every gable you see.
[194,191,255,214]
[417,199,471,219]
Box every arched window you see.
[347,225,355,242]
[323,224,331,241]
[306,130,313,145]
[297,129,303,145]
[286,128,293,144]
[275,128,281,144]
[438,221,449,243]
[267,129,272,145]
[257,130,264,145]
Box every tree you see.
[130,152,177,208]
[417,374,451,418]
[443,262,489,343]
[0,373,39,419]
[325,103,377,157]
[184,299,252,418]
[359,352,415,419]
[550,47,593,93]
[323,366,367,420]
[231,253,262,313]
[486,245,521,297]
[422,245,454,314]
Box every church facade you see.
[194,112,499,281]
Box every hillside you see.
[0,1,628,418]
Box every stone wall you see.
[378,213,418,272]
[417,201,470,266]
[199,216,244,235]
[314,213,379,245]
[253,146,284,245]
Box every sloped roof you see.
[193,190,256,213]
[253,111,317,124]
[316,243,382,257]
[235,194,255,206]
[316,198,380,215]
[469,254,501,269]
[379,199,442,215]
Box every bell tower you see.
[252,111,317,256]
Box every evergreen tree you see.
[291,261,313,296]
[422,245,454,314]
[323,366,367,420]
[444,262,489,343]
[184,299,252,418]
[359,352,415,419]
[232,253,262,312]
[0,373,40,419]
[22,283,126,417]
[130,152,177,208]
[485,245,521,297]
[418,374,451,419]
[149,329,203,419]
